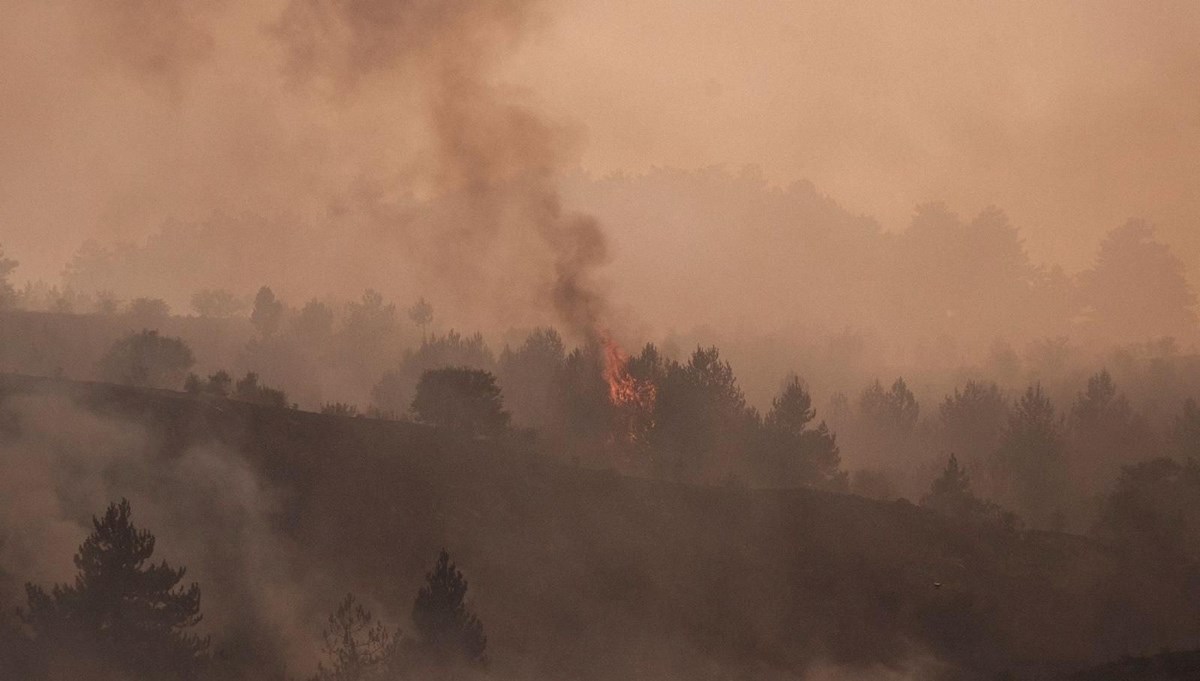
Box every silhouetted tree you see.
[995,384,1067,528]
[1070,369,1155,493]
[411,550,486,666]
[408,297,434,341]
[860,377,919,435]
[21,499,208,680]
[757,375,846,489]
[183,370,232,397]
[893,204,1036,343]
[373,331,495,415]
[922,455,1020,532]
[853,377,921,466]
[497,327,566,430]
[322,402,361,417]
[940,380,1008,495]
[922,454,972,514]
[98,330,195,388]
[650,346,755,481]
[127,297,171,320]
[234,371,288,408]
[293,299,336,344]
[1078,221,1198,342]
[557,343,614,446]
[1094,457,1200,568]
[251,286,285,337]
[312,594,395,681]
[331,290,402,389]
[411,368,509,436]
[344,290,396,340]
[1089,457,1200,653]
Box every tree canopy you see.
[313,594,395,681]
[22,499,208,680]
[411,549,487,666]
[757,376,845,489]
[250,286,285,337]
[411,367,510,437]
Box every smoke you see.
[272,0,613,337]
[0,0,613,338]
[5,1,1198,347]
[0,393,147,587]
[0,389,318,674]
[516,0,1200,273]
[74,0,225,96]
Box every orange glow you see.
[600,332,657,449]
[601,333,656,412]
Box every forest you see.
[2,190,1200,679]
[5,0,1200,679]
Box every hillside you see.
[0,374,1178,680]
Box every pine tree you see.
[996,384,1066,528]
[921,454,973,516]
[22,499,208,680]
[313,594,395,681]
[411,550,487,665]
[759,376,846,489]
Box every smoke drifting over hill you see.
[5,4,1200,678]
[3,1,1199,343]
[1,0,616,336]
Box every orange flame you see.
[601,333,657,412]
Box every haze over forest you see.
[2,1,1200,680]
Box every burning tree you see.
[600,334,659,448]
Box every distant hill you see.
[0,373,1191,680]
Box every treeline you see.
[834,369,1200,533]
[78,313,1200,538]
[358,326,1200,534]
[10,168,1196,353]
[568,169,1198,349]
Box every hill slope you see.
[0,374,1179,680]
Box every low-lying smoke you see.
[0,389,317,674]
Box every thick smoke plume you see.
[2,0,614,336]
[271,0,612,337]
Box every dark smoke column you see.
[273,0,613,339]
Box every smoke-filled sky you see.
[507,0,1200,269]
[2,0,1198,312]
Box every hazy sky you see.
[506,0,1200,270]
[2,0,1198,282]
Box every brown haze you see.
[509,0,1200,271]
[8,5,1200,679]
[2,0,1199,337]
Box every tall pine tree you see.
[22,499,208,680]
